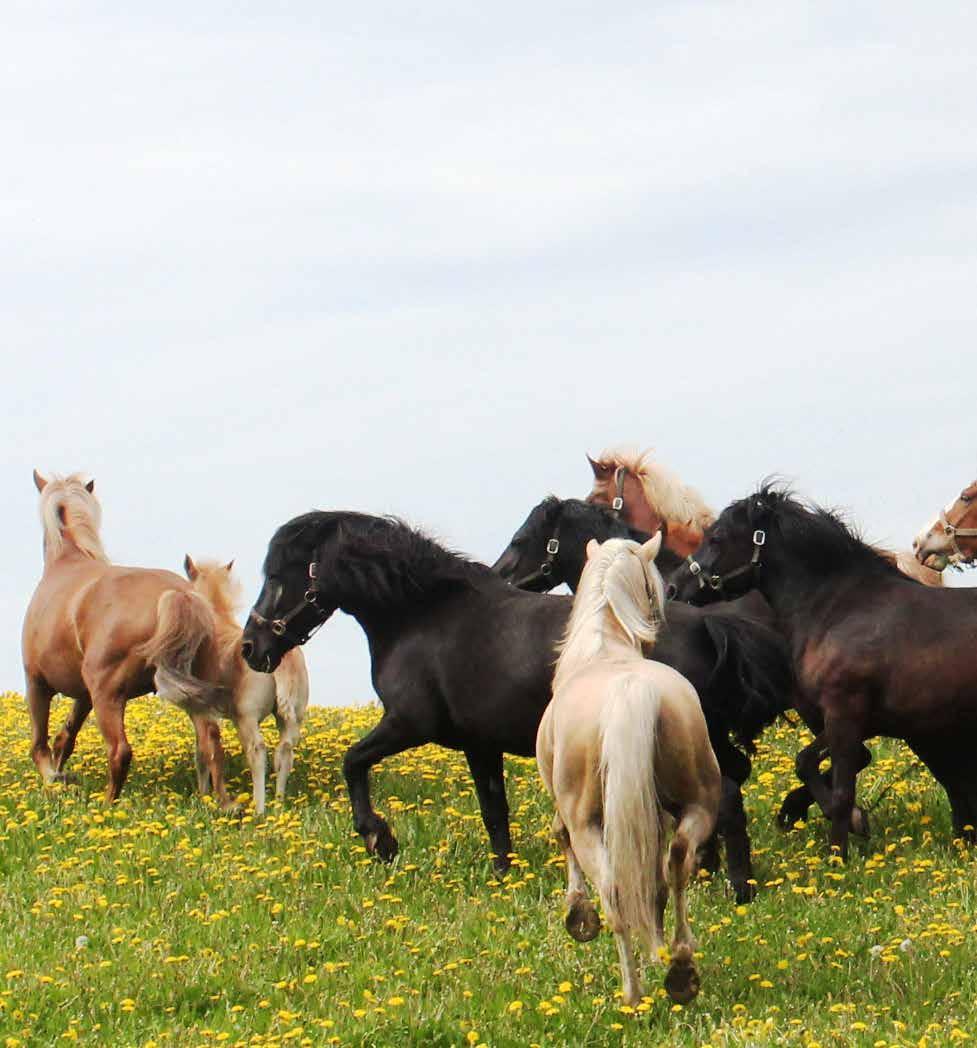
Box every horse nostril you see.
[241,640,253,660]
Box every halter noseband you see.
[512,531,562,589]
[938,505,977,565]
[686,529,766,594]
[248,560,328,646]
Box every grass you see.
[0,693,975,1047]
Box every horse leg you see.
[823,719,867,860]
[342,713,422,862]
[273,711,302,803]
[717,775,756,904]
[92,693,132,802]
[234,713,268,815]
[551,813,601,942]
[26,677,57,782]
[464,748,512,874]
[191,714,235,810]
[52,695,92,778]
[663,803,712,1005]
[780,736,871,834]
[910,741,976,843]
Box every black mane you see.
[735,482,907,579]
[266,511,498,609]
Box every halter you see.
[686,529,766,594]
[939,506,977,565]
[609,467,627,517]
[512,531,562,589]
[248,561,328,646]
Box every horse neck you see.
[555,595,641,691]
[43,529,108,570]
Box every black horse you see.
[492,495,685,591]
[241,511,791,902]
[671,483,977,858]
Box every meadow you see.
[0,694,974,1048]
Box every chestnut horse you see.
[184,557,309,813]
[585,447,714,558]
[914,478,977,570]
[22,472,231,804]
[538,534,719,1005]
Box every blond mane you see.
[38,473,108,563]
[596,446,716,530]
[554,539,666,691]
[187,560,245,661]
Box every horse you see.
[492,495,685,591]
[183,557,309,813]
[22,471,232,805]
[670,482,977,858]
[241,511,790,902]
[585,447,715,558]
[538,534,720,1005]
[914,477,977,570]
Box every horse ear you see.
[586,538,600,559]
[586,454,601,478]
[33,469,49,493]
[184,554,198,580]
[85,478,95,494]
[639,533,662,563]
[224,560,234,573]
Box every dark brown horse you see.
[671,483,977,857]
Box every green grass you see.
[0,694,974,1047]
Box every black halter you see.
[512,529,562,589]
[609,467,627,517]
[686,529,766,594]
[248,560,328,646]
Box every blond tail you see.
[136,590,219,708]
[599,673,662,945]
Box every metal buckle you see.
[304,589,318,604]
[753,530,766,546]
[540,563,552,576]
[611,496,624,511]
[271,620,286,637]
[689,560,702,576]
[308,562,318,579]
[546,538,560,555]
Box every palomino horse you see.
[184,557,309,813]
[914,478,977,570]
[537,534,720,1005]
[22,472,231,804]
[585,447,715,558]
[672,483,977,857]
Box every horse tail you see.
[136,589,220,706]
[599,672,662,946]
[702,610,793,751]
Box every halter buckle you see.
[546,538,560,555]
[270,620,287,637]
[611,496,624,511]
[540,562,552,576]
[304,588,318,604]
[688,560,701,576]
[308,562,318,579]
[753,530,766,546]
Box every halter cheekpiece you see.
[686,528,766,594]
[248,560,328,646]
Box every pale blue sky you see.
[4,2,975,704]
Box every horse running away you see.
[671,483,977,857]
[183,557,309,813]
[538,534,720,1005]
[22,472,231,805]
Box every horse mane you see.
[745,482,907,578]
[595,446,715,529]
[555,539,665,690]
[38,473,108,563]
[187,560,244,662]
[265,511,497,610]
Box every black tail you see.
[701,608,793,751]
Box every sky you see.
[4,2,976,706]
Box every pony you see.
[241,511,790,902]
[914,478,977,570]
[183,557,309,813]
[22,471,231,805]
[538,534,720,1005]
[671,482,977,857]
[585,447,715,558]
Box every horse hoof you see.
[664,948,700,1004]
[492,856,511,877]
[849,806,870,838]
[565,900,601,942]
[732,881,757,905]
[366,826,399,862]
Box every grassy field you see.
[0,694,975,1048]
